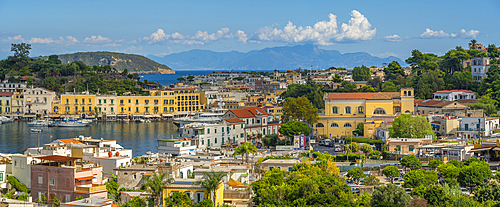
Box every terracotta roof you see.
[326,92,400,100]
[59,138,81,144]
[0,92,13,96]
[164,88,195,91]
[457,99,478,104]
[415,100,462,107]
[230,108,269,118]
[37,155,80,162]
[225,118,244,123]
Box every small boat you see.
[0,116,14,123]
[123,119,130,123]
[58,121,90,127]
[135,119,145,123]
[31,129,43,132]
[27,120,51,126]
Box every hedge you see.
[7,176,29,193]
[344,137,384,144]
[334,153,366,161]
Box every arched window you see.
[358,106,364,114]
[330,123,339,127]
[344,123,352,127]
[345,106,351,114]
[373,108,387,114]
[404,91,407,96]
[316,123,324,127]
[332,106,338,114]
[405,110,411,113]
[408,91,412,96]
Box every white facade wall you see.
[11,155,33,189]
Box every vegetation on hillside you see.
[0,43,161,95]
[39,51,174,74]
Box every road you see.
[312,144,344,156]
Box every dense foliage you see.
[389,114,434,139]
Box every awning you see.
[228,178,247,186]
[75,176,95,180]
[144,115,153,118]
[469,148,492,152]
[162,114,174,117]
[492,147,500,151]
[153,114,161,118]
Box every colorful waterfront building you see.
[0,92,13,116]
[315,88,415,138]
[60,93,96,119]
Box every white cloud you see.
[234,30,248,43]
[6,35,25,42]
[254,10,376,45]
[384,34,403,42]
[83,35,111,43]
[142,28,233,45]
[419,28,480,39]
[451,29,480,38]
[418,28,450,38]
[66,36,79,43]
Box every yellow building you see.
[0,92,13,116]
[315,88,414,138]
[60,93,96,118]
[11,88,26,119]
[161,88,204,116]
[164,179,224,205]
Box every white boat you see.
[123,119,130,123]
[0,116,14,123]
[27,120,51,126]
[31,128,43,132]
[58,121,90,127]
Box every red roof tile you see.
[0,92,13,96]
[37,155,80,162]
[59,138,81,144]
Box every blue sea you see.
[141,69,274,86]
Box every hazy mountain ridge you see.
[42,51,175,74]
[148,44,403,70]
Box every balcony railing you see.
[75,184,106,193]
[458,128,485,132]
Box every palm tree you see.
[142,172,174,206]
[196,171,226,206]
[234,142,258,163]
[470,39,477,50]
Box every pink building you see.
[31,155,107,204]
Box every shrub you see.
[7,176,29,193]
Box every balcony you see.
[458,127,485,132]
[75,184,106,193]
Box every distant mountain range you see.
[42,52,175,74]
[148,44,404,70]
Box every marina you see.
[0,121,180,156]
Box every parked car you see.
[363,171,372,177]
[348,184,361,195]
[334,145,342,152]
[399,169,405,176]
[319,140,325,146]
[461,187,470,196]
[394,181,402,187]
[404,188,412,195]
[392,177,403,183]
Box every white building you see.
[470,57,491,81]
[96,95,117,121]
[23,88,56,117]
[0,82,27,92]
[457,117,500,139]
[433,90,476,101]
[181,119,246,149]
[157,139,196,156]
[11,154,37,189]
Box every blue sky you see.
[1,0,499,61]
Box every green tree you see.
[457,160,492,187]
[352,65,371,81]
[164,191,193,207]
[429,160,444,169]
[437,163,460,179]
[233,142,258,163]
[440,46,470,73]
[364,176,381,186]
[400,155,423,170]
[282,96,319,125]
[143,172,174,206]
[389,114,434,139]
[262,134,279,147]
[403,169,437,188]
[196,171,226,206]
[10,43,31,60]
[193,199,215,207]
[122,197,148,207]
[382,166,400,181]
[381,80,398,92]
[371,184,411,207]
[106,172,121,203]
[384,61,405,81]
[474,183,500,203]
[367,77,383,91]
[423,185,448,207]
[347,168,366,182]
[280,83,325,109]
[353,122,364,136]
[360,143,373,155]
[278,120,312,138]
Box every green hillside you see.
[43,51,174,74]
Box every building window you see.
[330,123,339,127]
[358,106,364,114]
[269,166,274,171]
[50,178,55,186]
[0,173,3,181]
[345,106,351,114]
[373,108,387,114]
[65,195,71,203]
[38,176,43,184]
[133,174,137,179]
[332,106,339,114]
[395,106,401,113]
[343,123,352,127]
[409,145,415,152]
